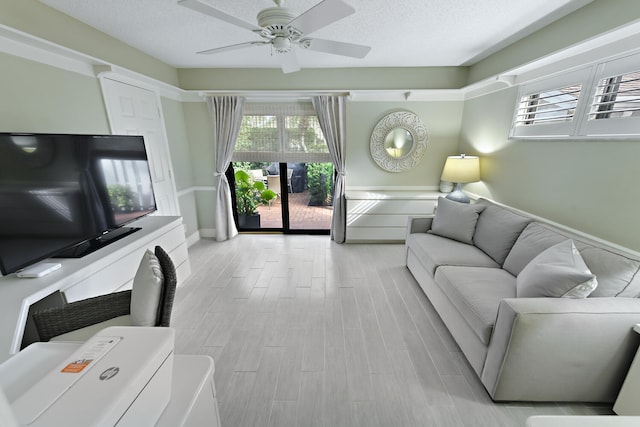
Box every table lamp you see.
[440,154,480,203]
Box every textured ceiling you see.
[40,0,594,70]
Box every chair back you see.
[154,246,177,327]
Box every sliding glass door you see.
[229,100,333,235]
[229,161,331,233]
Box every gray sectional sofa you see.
[405,197,640,402]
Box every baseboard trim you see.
[199,228,216,239]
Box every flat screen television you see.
[0,133,157,276]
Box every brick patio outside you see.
[256,190,332,230]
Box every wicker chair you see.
[33,246,177,342]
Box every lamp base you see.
[445,183,470,203]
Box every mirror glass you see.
[384,128,413,158]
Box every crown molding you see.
[94,65,184,102]
[0,24,96,77]
[463,19,640,99]
[0,24,469,103]
[348,90,464,102]
[2,19,640,103]
[0,24,187,101]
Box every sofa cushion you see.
[573,242,640,298]
[473,199,532,266]
[429,197,485,244]
[503,222,567,277]
[517,240,598,298]
[503,221,640,297]
[435,266,516,345]
[406,232,500,276]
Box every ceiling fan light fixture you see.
[273,36,292,53]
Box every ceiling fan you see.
[178,0,371,73]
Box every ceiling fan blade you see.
[288,0,355,35]
[279,50,300,74]
[178,0,262,32]
[304,38,371,58]
[197,41,267,55]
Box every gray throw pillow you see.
[429,197,485,245]
[503,222,567,276]
[516,240,598,298]
[130,249,164,326]
[473,199,532,266]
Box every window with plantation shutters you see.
[232,101,330,163]
[515,84,582,126]
[510,52,640,139]
[589,72,640,120]
[510,67,590,139]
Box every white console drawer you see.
[347,199,436,216]
[346,191,439,243]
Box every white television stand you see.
[0,216,190,363]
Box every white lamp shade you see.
[440,155,480,183]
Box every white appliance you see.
[0,327,220,427]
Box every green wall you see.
[181,102,217,233]
[468,0,640,84]
[177,67,468,91]
[459,87,640,252]
[161,97,199,238]
[0,52,109,133]
[161,97,193,191]
[0,0,179,86]
[0,52,201,239]
[2,0,640,251]
[346,101,463,187]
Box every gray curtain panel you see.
[312,95,347,243]
[206,95,246,241]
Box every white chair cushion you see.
[130,249,164,326]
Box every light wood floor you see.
[173,234,612,427]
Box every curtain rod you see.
[198,90,351,99]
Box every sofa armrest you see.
[406,215,433,235]
[483,297,640,402]
[405,216,434,264]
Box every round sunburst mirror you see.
[370,111,428,172]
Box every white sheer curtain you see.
[312,95,347,243]
[206,96,246,241]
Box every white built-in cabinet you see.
[0,216,190,362]
[346,191,439,242]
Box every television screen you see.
[0,133,157,275]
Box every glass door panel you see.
[231,161,282,231]
[289,162,333,231]
[229,161,332,233]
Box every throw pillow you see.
[429,197,486,244]
[516,240,598,298]
[472,199,532,266]
[130,249,164,326]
